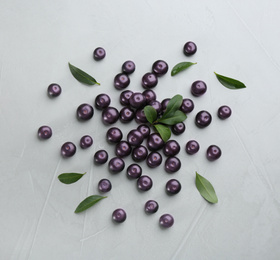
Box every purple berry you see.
[148,100,162,115]
[114,73,130,90]
[77,103,94,121]
[147,133,164,151]
[145,200,159,214]
[135,109,148,124]
[165,157,181,173]
[180,98,194,113]
[119,107,134,123]
[183,41,197,56]
[129,92,146,109]
[80,135,93,149]
[47,83,61,97]
[120,90,133,106]
[142,89,157,103]
[159,214,174,228]
[146,152,162,168]
[106,127,123,144]
[115,141,132,158]
[93,47,106,61]
[102,107,119,125]
[109,157,125,173]
[127,130,144,146]
[122,60,135,74]
[95,94,111,110]
[137,124,150,139]
[132,145,148,162]
[152,60,168,76]
[98,179,112,193]
[112,208,126,223]
[142,73,158,89]
[186,140,200,155]
[38,125,52,140]
[191,80,207,97]
[163,140,180,157]
[137,175,153,191]
[171,122,185,135]
[218,105,232,119]
[127,164,142,179]
[161,98,170,113]
[206,145,222,161]
[195,110,212,128]
[94,150,108,164]
[61,142,76,158]
[166,179,181,195]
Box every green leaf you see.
[214,72,246,89]
[58,172,86,184]
[161,94,183,119]
[68,62,100,85]
[171,62,197,76]
[144,105,157,124]
[154,124,171,142]
[195,172,218,204]
[75,195,107,213]
[158,110,187,125]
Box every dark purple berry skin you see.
[38,126,52,140]
[95,94,111,110]
[186,140,200,155]
[119,107,134,123]
[180,98,194,113]
[159,214,174,228]
[132,145,148,162]
[148,100,162,115]
[122,60,135,74]
[142,89,157,103]
[166,179,181,195]
[120,90,133,106]
[145,200,159,214]
[137,124,150,139]
[47,83,61,97]
[106,127,123,144]
[163,140,180,157]
[171,122,185,135]
[127,130,144,146]
[80,135,93,149]
[114,73,130,90]
[152,60,168,76]
[195,110,212,128]
[109,157,125,173]
[137,175,153,191]
[218,105,232,119]
[129,92,146,109]
[127,164,142,179]
[93,47,106,61]
[206,145,222,161]
[147,133,164,151]
[61,142,76,158]
[183,41,197,56]
[102,107,119,125]
[98,179,112,193]
[142,73,158,89]
[191,80,207,97]
[94,150,108,164]
[165,157,181,173]
[115,141,132,158]
[161,98,170,112]
[77,103,94,121]
[135,109,148,124]
[112,208,126,223]
[146,152,162,168]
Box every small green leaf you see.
[75,195,107,213]
[158,110,187,125]
[68,62,100,85]
[144,105,157,124]
[154,124,171,142]
[195,172,218,204]
[214,72,246,89]
[161,94,183,119]
[171,62,197,76]
[58,172,86,184]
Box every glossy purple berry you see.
[109,157,125,173]
[127,164,142,179]
[47,83,61,97]
[166,179,181,195]
[218,105,232,119]
[119,107,134,123]
[146,152,162,168]
[38,125,52,140]
[137,124,150,139]
[142,72,158,89]
[127,130,144,146]
[206,145,222,161]
[183,41,197,56]
[115,141,132,158]
[114,73,130,90]
[148,100,162,115]
[112,208,126,223]
[163,140,180,157]
[191,80,207,97]
[94,150,108,164]
[137,175,153,191]
[165,157,181,173]
[77,103,94,121]
[180,98,194,113]
[195,110,212,128]
[61,142,76,158]
[159,214,174,228]
[185,140,200,155]
[98,179,112,192]
[80,135,93,149]
[106,127,123,144]
[132,145,148,162]
[122,60,135,74]
[161,98,170,112]
[95,94,111,110]
[171,122,185,135]
[102,107,119,125]
[120,90,133,106]
[145,200,159,214]
[129,92,146,109]
[135,109,148,124]
[147,133,164,151]
[93,47,106,61]
[142,89,157,103]
[152,60,168,76]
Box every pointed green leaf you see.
[58,172,86,184]
[171,62,197,76]
[161,94,183,119]
[75,195,107,213]
[214,72,246,89]
[154,124,171,142]
[68,62,100,85]
[195,172,218,204]
[158,110,187,125]
[144,105,157,124]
